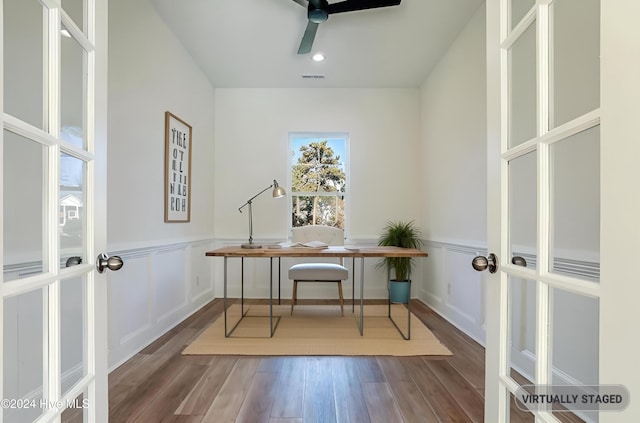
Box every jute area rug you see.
[182,304,452,357]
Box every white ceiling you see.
[149,0,484,88]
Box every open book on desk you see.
[273,240,329,249]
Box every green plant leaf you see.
[375,220,424,281]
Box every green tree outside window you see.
[291,139,347,228]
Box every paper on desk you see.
[278,240,329,249]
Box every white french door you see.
[484,0,602,422]
[1,0,109,422]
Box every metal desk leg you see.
[226,257,280,338]
[278,257,281,305]
[225,256,249,337]
[407,299,411,339]
[359,257,365,336]
[269,258,274,336]
[224,257,228,336]
[241,257,245,315]
[388,282,411,340]
[352,257,355,313]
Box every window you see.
[289,133,348,230]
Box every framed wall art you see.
[164,111,192,222]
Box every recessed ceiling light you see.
[312,53,325,62]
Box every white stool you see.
[289,262,349,316]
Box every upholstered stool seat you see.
[289,263,349,281]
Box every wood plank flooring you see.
[108,299,585,422]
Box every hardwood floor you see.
[108,299,583,422]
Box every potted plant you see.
[376,220,424,303]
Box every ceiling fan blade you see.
[297,21,319,54]
[291,0,308,7]
[327,0,401,14]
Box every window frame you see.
[287,132,350,238]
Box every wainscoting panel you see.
[107,239,215,370]
[421,244,446,306]
[418,241,487,344]
[108,256,151,350]
[154,248,189,325]
[446,248,485,331]
[190,243,215,302]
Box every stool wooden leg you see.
[338,281,344,317]
[291,281,298,315]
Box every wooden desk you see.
[206,246,428,339]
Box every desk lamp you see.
[238,179,286,249]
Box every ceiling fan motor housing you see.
[307,7,329,23]
[308,0,329,23]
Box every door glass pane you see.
[550,126,600,282]
[508,277,537,385]
[509,151,537,267]
[61,389,88,422]
[3,0,44,129]
[62,0,85,33]
[508,22,537,147]
[511,392,535,422]
[550,0,600,128]
[61,276,87,396]
[510,0,534,30]
[60,153,86,268]
[551,287,599,421]
[3,131,47,282]
[61,24,87,150]
[3,288,46,423]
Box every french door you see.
[484,0,602,422]
[1,0,109,422]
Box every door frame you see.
[598,1,640,422]
[93,0,109,419]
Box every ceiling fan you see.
[291,0,402,55]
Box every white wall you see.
[212,88,423,300]
[106,0,216,369]
[214,88,422,241]
[108,0,215,248]
[417,4,487,343]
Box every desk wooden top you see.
[205,246,428,258]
